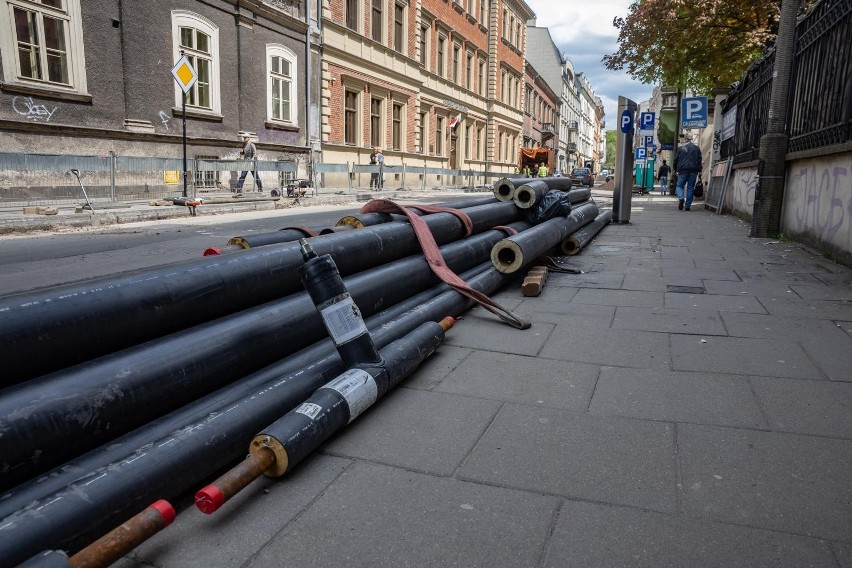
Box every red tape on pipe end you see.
[149,499,176,526]
[203,247,222,256]
[439,316,457,332]
[195,485,225,514]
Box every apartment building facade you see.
[521,60,558,167]
[0,0,318,177]
[320,0,533,179]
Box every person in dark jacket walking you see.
[657,160,670,196]
[674,133,702,210]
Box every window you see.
[419,111,428,153]
[465,52,473,90]
[370,97,383,147]
[452,44,460,83]
[393,4,404,53]
[467,0,475,14]
[437,35,445,77]
[267,45,296,124]
[346,0,358,31]
[371,0,382,42]
[502,9,507,39]
[419,24,428,66]
[516,23,521,47]
[476,126,483,160]
[172,11,220,113]
[464,124,471,159]
[392,102,403,150]
[479,0,487,24]
[344,90,358,144]
[435,116,444,155]
[478,58,485,95]
[1,0,87,94]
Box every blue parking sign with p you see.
[635,147,646,161]
[620,109,633,133]
[681,97,708,128]
[640,112,655,130]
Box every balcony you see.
[568,121,579,130]
[541,122,555,139]
[566,142,577,152]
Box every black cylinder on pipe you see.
[491,202,600,273]
[0,222,527,491]
[560,210,612,255]
[334,195,497,228]
[0,267,515,568]
[12,550,70,568]
[513,180,551,210]
[565,188,591,204]
[493,176,573,202]
[0,201,519,384]
[298,240,381,367]
[0,263,494,521]
[227,228,319,249]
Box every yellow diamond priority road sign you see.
[171,55,198,93]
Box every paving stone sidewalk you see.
[103,194,852,567]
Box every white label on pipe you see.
[295,402,323,420]
[319,295,368,345]
[322,368,378,423]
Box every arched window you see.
[267,44,297,125]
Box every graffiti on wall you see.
[12,96,58,122]
[729,166,757,216]
[158,111,171,130]
[785,155,852,251]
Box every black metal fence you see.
[721,0,852,164]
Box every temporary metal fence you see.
[720,0,852,164]
[0,151,516,208]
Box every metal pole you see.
[612,96,637,223]
[109,151,115,201]
[182,91,187,198]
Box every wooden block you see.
[522,273,546,297]
[23,206,60,215]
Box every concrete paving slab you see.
[835,543,852,568]
[678,424,852,541]
[458,404,677,512]
[720,312,852,382]
[671,335,825,380]
[750,376,852,438]
[542,500,836,568]
[550,269,626,289]
[322,387,501,476]
[572,288,664,308]
[541,326,671,369]
[735,268,823,284]
[757,295,852,320]
[623,271,691,291]
[665,292,767,313]
[702,279,794,296]
[612,306,727,335]
[114,455,351,568]
[402,344,472,391]
[435,350,599,410]
[789,283,852,301]
[590,367,767,429]
[251,462,559,568]
[445,309,555,355]
[524,304,616,329]
[663,267,741,282]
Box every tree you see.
[603,0,783,93]
[605,130,616,169]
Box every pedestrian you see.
[537,162,548,177]
[522,164,531,177]
[674,133,702,210]
[369,147,379,189]
[374,148,384,190]
[236,134,263,193]
[657,159,670,196]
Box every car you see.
[570,167,594,187]
[606,170,614,182]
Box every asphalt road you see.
[0,195,487,296]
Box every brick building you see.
[320,0,534,183]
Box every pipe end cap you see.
[150,499,176,526]
[203,247,222,256]
[195,485,225,514]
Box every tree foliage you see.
[605,130,617,169]
[603,0,783,93]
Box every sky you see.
[523,0,653,130]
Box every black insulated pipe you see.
[491,202,600,273]
[0,269,513,567]
[0,222,527,491]
[493,176,573,202]
[0,200,520,385]
[334,195,497,228]
[560,210,613,255]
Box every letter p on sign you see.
[681,97,708,128]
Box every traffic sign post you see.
[171,53,198,198]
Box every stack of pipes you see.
[0,181,609,567]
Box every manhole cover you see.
[667,285,706,294]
